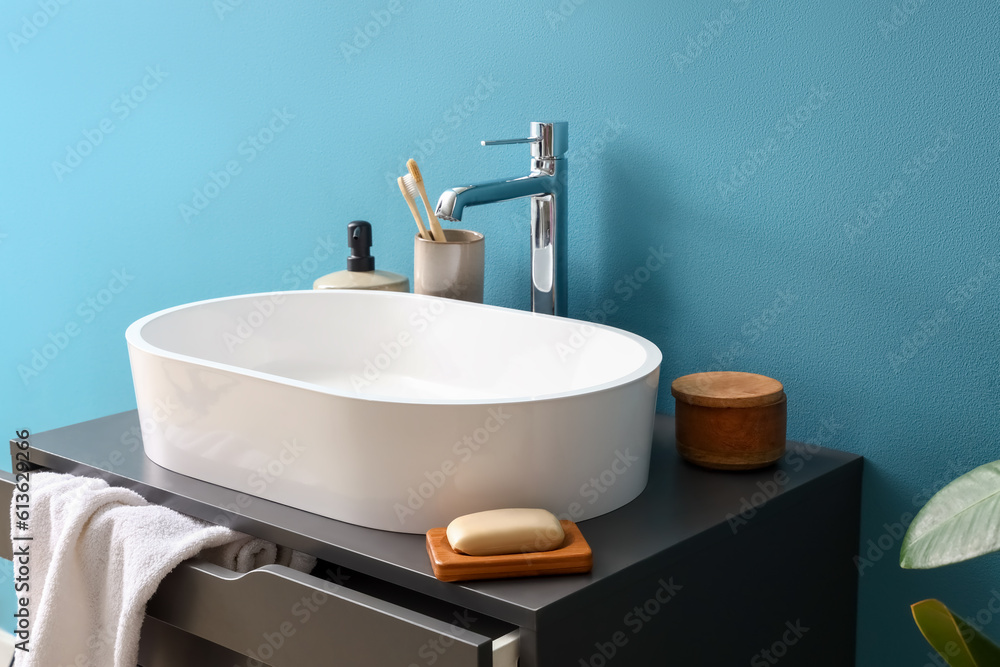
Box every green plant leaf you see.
[911,599,1000,667]
[900,460,1000,569]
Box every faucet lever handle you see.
[481,137,540,146]
[481,122,567,159]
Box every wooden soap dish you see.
[426,520,593,583]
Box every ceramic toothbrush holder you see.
[414,230,485,303]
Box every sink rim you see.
[125,290,662,406]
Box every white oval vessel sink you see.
[126,291,662,533]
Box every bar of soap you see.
[446,508,565,556]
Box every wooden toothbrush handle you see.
[419,186,447,242]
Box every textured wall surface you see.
[2,0,998,662]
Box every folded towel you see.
[203,535,277,573]
[203,539,317,575]
[10,472,313,667]
[276,545,318,574]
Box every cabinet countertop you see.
[19,411,862,630]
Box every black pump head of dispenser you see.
[347,220,375,272]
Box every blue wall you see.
[2,0,998,662]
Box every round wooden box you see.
[670,371,786,470]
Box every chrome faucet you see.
[435,121,568,316]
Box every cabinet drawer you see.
[148,559,517,666]
[0,470,519,666]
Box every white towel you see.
[203,537,317,575]
[276,545,317,574]
[9,472,305,667]
[202,535,277,573]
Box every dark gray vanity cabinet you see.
[4,412,862,666]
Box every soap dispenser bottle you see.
[313,221,410,292]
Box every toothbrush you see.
[398,175,430,240]
[406,159,447,242]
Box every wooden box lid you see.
[671,371,784,408]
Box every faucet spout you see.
[435,171,557,222]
